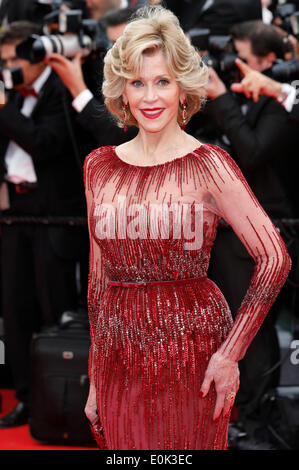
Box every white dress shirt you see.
[72,88,94,113]
[4,66,52,184]
[277,83,297,113]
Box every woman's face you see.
[122,49,185,133]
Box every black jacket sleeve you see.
[75,97,138,146]
[289,102,299,123]
[205,91,297,172]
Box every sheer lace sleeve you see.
[84,150,108,384]
[204,144,292,362]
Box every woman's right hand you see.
[85,382,99,425]
[200,351,240,421]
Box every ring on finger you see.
[225,391,236,401]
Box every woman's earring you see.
[122,101,128,132]
[181,100,187,130]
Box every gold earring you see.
[181,100,187,130]
[122,101,128,132]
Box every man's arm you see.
[231,58,299,122]
[45,52,138,145]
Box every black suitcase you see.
[29,312,95,446]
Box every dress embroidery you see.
[84,144,291,450]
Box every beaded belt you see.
[107,276,207,288]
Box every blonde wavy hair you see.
[102,5,209,128]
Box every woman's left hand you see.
[200,351,240,421]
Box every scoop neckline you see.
[112,144,205,168]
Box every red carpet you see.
[0,389,97,450]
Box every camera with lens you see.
[32,0,87,23]
[0,68,24,90]
[188,28,240,87]
[268,58,299,82]
[15,1,110,65]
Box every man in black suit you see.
[204,20,299,444]
[43,6,138,146]
[205,20,298,218]
[0,21,86,427]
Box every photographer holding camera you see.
[41,6,138,146]
[205,20,299,218]
[0,20,87,428]
[18,3,140,320]
[204,19,299,446]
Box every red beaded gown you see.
[84,143,291,450]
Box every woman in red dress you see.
[84,5,291,450]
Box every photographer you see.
[43,6,138,146]
[0,21,86,428]
[205,20,299,217]
[19,4,139,321]
[205,19,299,446]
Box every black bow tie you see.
[19,87,38,99]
